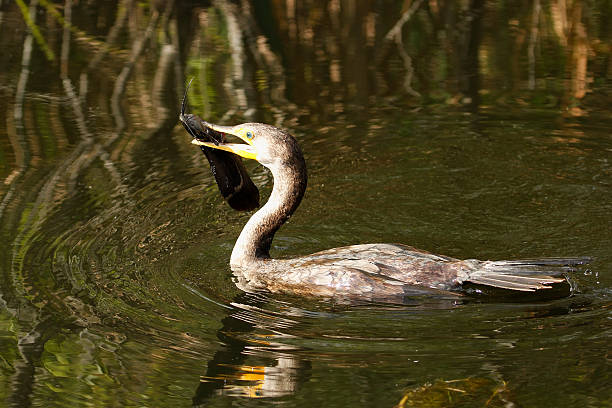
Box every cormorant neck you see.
[230,154,307,269]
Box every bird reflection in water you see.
[199,355,305,399]
[192,294,310,405]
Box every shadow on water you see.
[0,0,610,407]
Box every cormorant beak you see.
[191,122,258,161]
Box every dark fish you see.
[180,79,259,211]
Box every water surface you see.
[0,1,610,407]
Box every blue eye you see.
[246,131,254,139]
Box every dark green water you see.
[0,1,610,407]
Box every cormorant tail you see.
[466,257,591,292]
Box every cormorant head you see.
[189,122,304,171]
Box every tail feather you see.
[468,274,566,292]
[492,257,592,266]
[466,257,590,292]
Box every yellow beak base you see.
[187,121,258,161]
[191,139,257,160]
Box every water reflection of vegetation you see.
[395,377,513,408]
[0,0,610,407]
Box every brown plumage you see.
[180,117,590,300]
